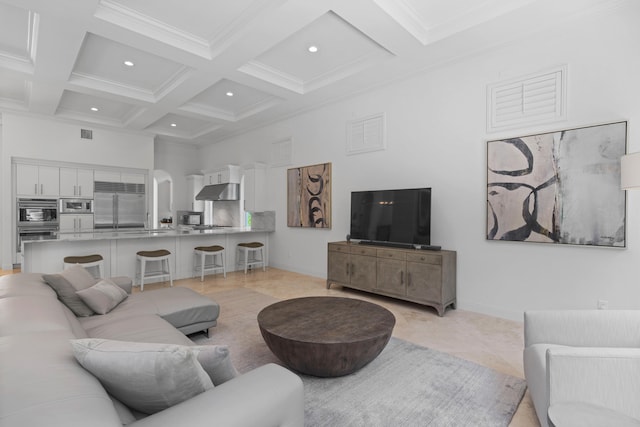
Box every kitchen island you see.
[22,226,273,282]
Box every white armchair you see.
[523,310,640,427]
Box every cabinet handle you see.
[346,263,350,276]
[351,263,354,276]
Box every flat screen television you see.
[350,188,431,247]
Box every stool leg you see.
[244,249,249,274]
[200,252,205,282]
[193,253,197,279]
[140,259,145,292]
[260,248,266,271]
[221,251,226,278]
[97,263,103,278]
[167,258,173,287]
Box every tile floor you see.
[1,266,539,426]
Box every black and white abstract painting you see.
[487,121,627,247]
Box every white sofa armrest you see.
[129,364,304,427]
[547,347,640,421]
[524,310,640,348]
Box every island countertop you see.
[41,226,275,243]
[21,225,273,280]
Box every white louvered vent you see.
[270,138,293,166]
[487,65,567,132]
[347,113,385,155]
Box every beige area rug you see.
[190,287,281,373]
[191,288,526,426]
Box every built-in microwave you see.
[59,199,94,214]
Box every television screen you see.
[350,188,431,246]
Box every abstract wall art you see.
[287,162,331,228]
[486,121,627,247]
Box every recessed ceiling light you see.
[90,107,99,112]
[308,45,318,53]
[170,123,177,127]
[226,91,234,97]
[123,60,134,67]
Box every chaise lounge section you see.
[0,270,304,427]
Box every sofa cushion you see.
[76,279,128,315]
[83,314,193,346]
[42,273,95,317]
[193,345,239,385]
[0,295,81,336]
[77,287,219,333]
[71,338,214,415]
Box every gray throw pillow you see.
[62,264,99,291]
[76,279,128,315]
[70,338,214,415]
[192,345,239,385]
[42,273,94,317]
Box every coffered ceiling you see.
[0,0,622,145]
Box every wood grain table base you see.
[257,296,395,377]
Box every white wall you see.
[195,3,640,320]
[1,114,154,269]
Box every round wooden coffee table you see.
[257,296,395,377]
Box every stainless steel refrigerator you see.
[94,181,147,230]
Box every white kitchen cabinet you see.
[60,214,94,233]
[95,171,145,185]
[243,164,267,212]
[94,170,121,182]
[204,165,241,185]
[186,174,204,211]
[121,173,145,184]
[60,168,94,197]
[16,164,60,197]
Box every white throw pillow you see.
[70,338,214,415]
[76,279,128,314]
[62,264,99,291]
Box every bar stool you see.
[236,242,266,274]
[193,245,226,281]
[63,254,104,279]
[136,249,173,291]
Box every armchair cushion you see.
[547,346,640,421]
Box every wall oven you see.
[16,198,59,252]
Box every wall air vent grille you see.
[487,65,567,132]
[80,129,93,139]
[347,112,385,155]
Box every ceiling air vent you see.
[487,65,567,132]
[80,129,93,140]
[347,112,385,155]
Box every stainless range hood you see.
[195,183,240,201]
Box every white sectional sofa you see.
[523,310,640,427]
[0,271,304,427]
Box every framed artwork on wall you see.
[287,162,332,228]
[486,121,627,247]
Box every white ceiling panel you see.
[56,90,138,124]
[0,0,624,145]
[240,11,393,94]
[70,33,190,100]
[181,79,283,121]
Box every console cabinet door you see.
[376,258,406,296]
[349,254,376,291]
[328,250,350,284]
[406,261,442,303]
